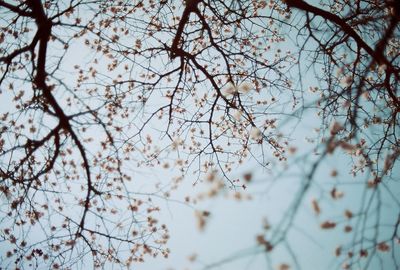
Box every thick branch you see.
[286,0,400,109]
[0,1,33,17]
[170,0,202,57]
[26,0,99,235]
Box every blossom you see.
[250,126,262,140]
[223,81,254,96]
[195,210,210,231]
[320,221,336,229]
[222,82,237,97]
[378,64,387,73]
[336,67,344,76]
[330,121,343,135]
[231,109,242,121]
[238,82,253,94]
[171,137,183,150]
[340,76,352,87]
[205,170,217,182]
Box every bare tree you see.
[0,0,398,269]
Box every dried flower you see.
[330,121,343,135]
[321,221,336,229]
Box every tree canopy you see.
[0,0,399,269]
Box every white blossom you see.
[171,137,183,150]
[231,109,242,121]
[223,82,254,96]
[250,126,262,140]
[222,82,237,97]
[238,82,253,94]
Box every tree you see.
[0,0,399,269]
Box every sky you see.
[1,1,399,270]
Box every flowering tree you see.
[0,0,399,269]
